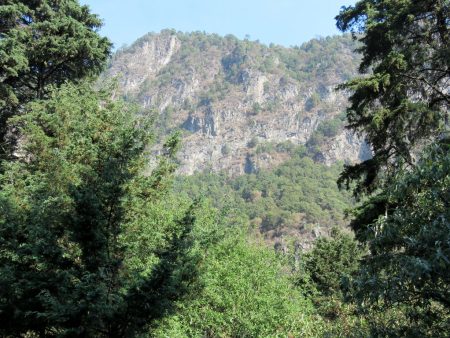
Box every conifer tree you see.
[336,1,449,334]
[336,0,449,197]
[0,0,111,160]
[0,83,198,336]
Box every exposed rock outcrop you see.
[106,30,369,175]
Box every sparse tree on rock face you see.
[336,0,450,335]
[0,0,111,160]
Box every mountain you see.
[105,30,370,175]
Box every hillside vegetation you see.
[107,30,368,175]
[175,145,353,250]
[1,0,448,337]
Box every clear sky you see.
[80,0,356,49]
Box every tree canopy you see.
[336,1,450,335]
[0,0,111,160]
[336,0,449,196]
[0,83,198,336]
[153,230,323,337]
[351,143,450,336]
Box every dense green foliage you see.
[337,0,450,335]
[0,82,333,337]
[296,228,367,336]
[1,4,355,336]
[153,230,323,337]
[176,146,353,239]
[3,1,448,336]
[170,147,364,336]
[0,83,199,336]
[336,0,449,196]
[307,115,347,159]
[0,0,111,160]
[301,228,363,298]
[234,155,351,232]
[350,143,450,336]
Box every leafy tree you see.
[316,118,344,138]
[302,228,363,298]
[0,0,111,160]
[0,83,198,336]
[152,229,324,337]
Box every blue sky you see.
[80,0,356,49]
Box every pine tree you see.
[336,0,449,196]
[336,1,450,335]
[0,0,111,160]
[350,144,450,336]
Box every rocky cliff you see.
[106,30,370,175]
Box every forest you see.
[0,0,449,337]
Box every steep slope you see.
[175,147,354,251]
[106,30,370,175]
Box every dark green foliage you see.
[305,92,321,111]
[279,35,360,82]
[174,171,249,228]
[222,44,248,83]
[0,5,373,337]
[0,0,111,160]
[307,117,346,158]
[302,228,363,297]
[316,118,345,138]
[295,228,367,335]
[0,83,198,336]
[336,0,449,196]
[349,143,450,336]
[336,1,450,335]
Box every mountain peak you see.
[106,31,367,175]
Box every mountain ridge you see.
[105,29,370,175]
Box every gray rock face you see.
[106,30,370,175]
